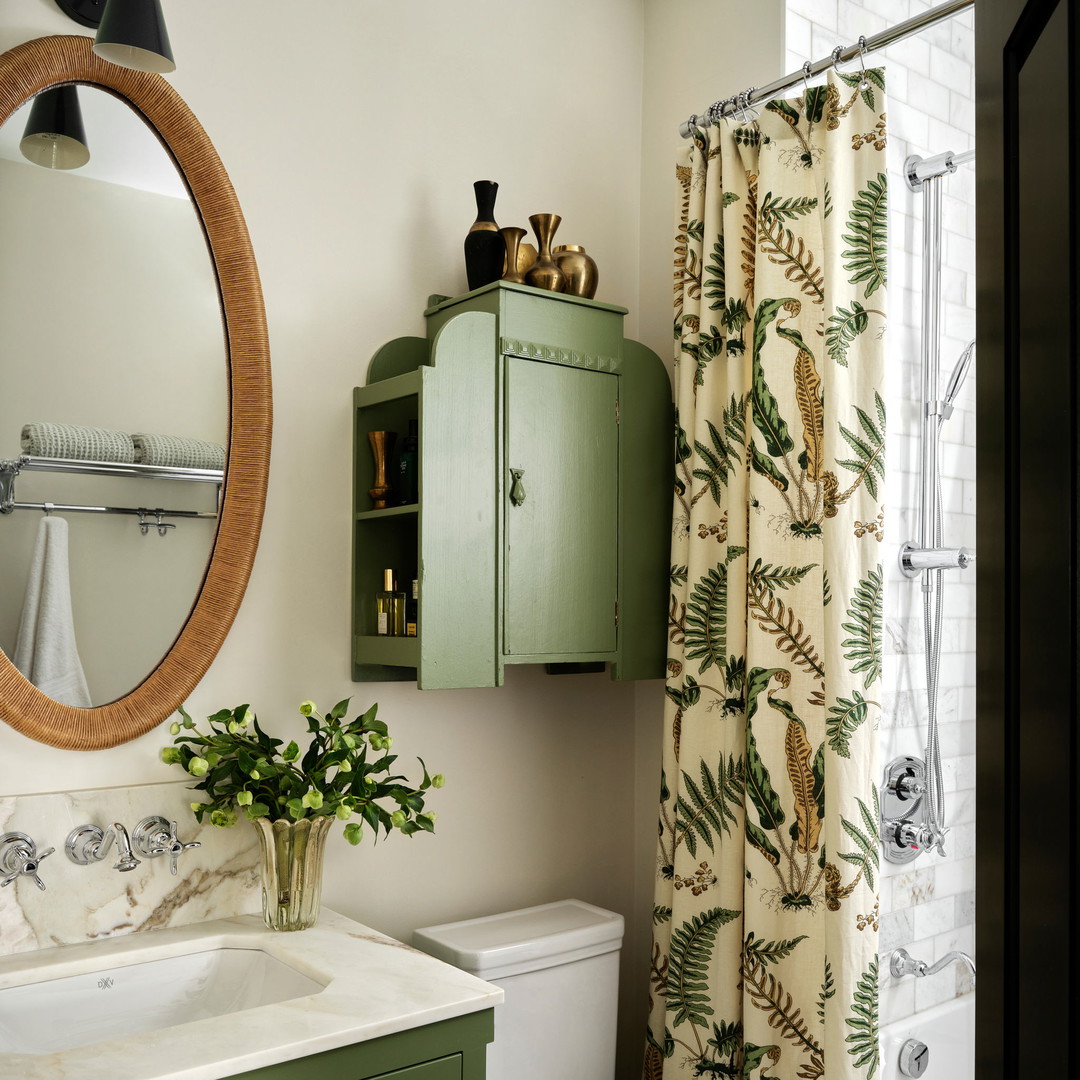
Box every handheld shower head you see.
[943,339,975,409]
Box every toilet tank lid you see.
[413,899,624,977]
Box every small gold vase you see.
[500,227,528,284]
[252,816,332,932]
[553,244,598,299]
[525,213,565,293]
[367,430,396,509]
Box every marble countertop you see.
[0,908,503,1079]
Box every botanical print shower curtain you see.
[646,69,887,1080]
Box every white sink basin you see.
[0,946,326,1055]
[0,909,502,1080]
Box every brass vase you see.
[252,816,332,932]
[500,227,528,284]
[368,430,396,509]
[553,244,598,299]
[525,213,566,293]
[464,180,504,291]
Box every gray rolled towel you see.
[132,433,226,471]
[21,422,135,463]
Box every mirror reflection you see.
[0,84,225,707]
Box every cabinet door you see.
[504,357,618,656]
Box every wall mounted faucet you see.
[0,832,54,890]
[132,816,200,875]
[66,822,141,872]
[66,816,200,875]
[890,947,976,986]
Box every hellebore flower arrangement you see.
[160,698,443,844]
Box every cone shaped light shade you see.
[20,86,91,170]
[93,0,175,74]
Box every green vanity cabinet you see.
[226,1010,492,1080]
[352,281,671,689]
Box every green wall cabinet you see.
[226,1010,492,1080]
[352,281,672,689]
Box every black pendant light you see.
[19,85,91,170]
[54,0,176,74]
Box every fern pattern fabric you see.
[646,70,887,1080]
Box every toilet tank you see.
[413,898,624,1080]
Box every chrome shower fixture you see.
[942,339,975,415]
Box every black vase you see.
[464,180,504,291]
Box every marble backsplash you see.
[0,779,259,956]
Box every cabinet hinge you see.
[615,601,620,627]
[615,398,620,424]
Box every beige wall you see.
[0,2,782,1074]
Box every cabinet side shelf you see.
[354,368,423,408]
[356,504,419,521]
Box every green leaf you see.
[748,558,817,592]
[826,302,874,366]
[745,819,781,865]
[838,790,881,891]
[683,564,727,674]
[804,85,828,124]
[652,906,672,925]
[837,66,885,110]
[842,173,888,298]
[827,692,870,757]
[743,932,807,967]
[665,908,740,1028]
[704,238,725,312]
[844,957,880,1076]
[745,721,785,834]
[750,441,788,491]
[760,192,818,223]
[841,566,884,689]
[765,99,801,128]
[837,392,886,499]
[675,753,744,856]
[819,958,836,1021]
[750,299,796,457]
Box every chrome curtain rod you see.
[680,0,975,137]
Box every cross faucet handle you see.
[0,832,54,891]
[133,816,201,875]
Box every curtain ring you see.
[743,88,759,122]
[709,97,733,124]
[802,60,813,96]
[856,35,870,91]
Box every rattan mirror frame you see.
[0,36,271,749]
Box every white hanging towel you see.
[13,515,92,708]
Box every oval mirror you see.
[0,36,271,750]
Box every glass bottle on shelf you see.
[405,578,419,637]
[376,569,405,636]
[397,419,419,505]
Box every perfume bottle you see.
[375,569,405,636]
[405,579,419,637]
[397,419,418,505]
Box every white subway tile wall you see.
[783,0,976,1025]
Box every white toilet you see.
[413,898,624,1080]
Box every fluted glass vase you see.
[252,816,332,931]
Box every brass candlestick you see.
[367,430,396,509]
[525,213,565,292]
[500,227,528,284]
